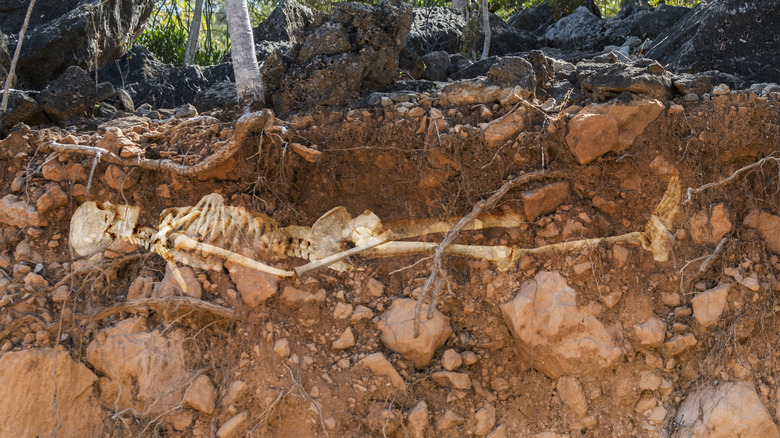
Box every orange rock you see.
[566,99,664,164]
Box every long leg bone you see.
[291,176,681,274]
[69,177,680,293]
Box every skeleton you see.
[70,177,680,292]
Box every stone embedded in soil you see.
[432,371,472,390]
[351,305,375,321]
[85,317,188,416]
[273,338,291,358]
[217,411,249,438]
[0,194,48,228]
[474,403,497,436]
[355,352,406,390]
[154,265,202,299]
[222,380,248,408]
[557,377,588,417]
[744,210,780,254]
[663,333,697,356]
[377,298,452,368]
[127,275,154,300]
[103,164,141,190]
[481,104,529,147]
[633,317,666,348]
[674,381,779,438]
[487,425,509,438]
[0,348,103,437]
[688,203,732,245]
[691,284,729,328]
[226,262,278,307]
[365,277,385,297]
[441,348,463,370]
[639,371,662,392]
[522,181,570,221]
[436,409,466,431]
[332,327,355,350]
[36,183,68,214]
[407,400,430,438]
[184,374,218,414]
[500,270,622,378]
[565,99,664,164]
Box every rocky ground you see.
[1,0,780,437]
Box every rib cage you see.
[159,194,280,261]
[156,194,333,267]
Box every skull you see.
[69,201,141,257]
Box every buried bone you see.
[69,177,680,292]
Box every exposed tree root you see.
[45,110,274,176]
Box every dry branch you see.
[413,169,567,336]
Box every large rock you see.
[441,77,532,106]
[0,194,48,228]
[603,4,690,46]
[253,0,313,44]
[0,0,155,90]
[377,298,453,368]
[478,13,538,56]
[744,210,780,254]
[565,98,664,164]
[37,66,95,122]
[274,0,412,114]
[0,90,47,133]
[0,348,103,437]
[674,381,779,438]
[86,318,189,416]
[508,1,555,35]
[500,271,623,378]
[544,6,603,51]
[646,0,780,83]
[577,60,674,101]
[405,7,465,57]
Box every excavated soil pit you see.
[1,91,780,437]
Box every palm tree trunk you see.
[225,0,264,108]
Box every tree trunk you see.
[480,0,490,60]
[225,0,264,108]
[183,0,205,66]
[2,0,37,113]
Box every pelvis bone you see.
[69,177,680,292]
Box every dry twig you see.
[413,169,567,336]
[683,154,780,204]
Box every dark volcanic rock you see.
[604,4,690,46]
[405,7,465,58]
[37,66,96,122]
[487,56,535,90]
[253,0,314,44]
[298,22,352,63]
[577,59,674,101]
[0,0,155,90]
[479,13,538,56]
[672,73,712,96]
[544,6,603,51]
[450,57,498,80]
[98,46,235,110]
[646,0,780,83]
[1,90,47,132]
[508,1,554,35]
[275,0,413,114]
[420,51,450,82]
